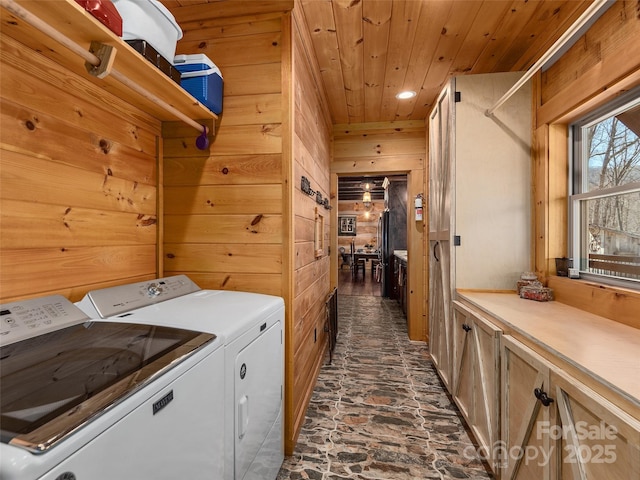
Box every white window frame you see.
[569,87,640,289]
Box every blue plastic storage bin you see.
[174,54,223,114]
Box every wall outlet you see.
[568,268,580,279]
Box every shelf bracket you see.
[86,41,116,79]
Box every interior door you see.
[428,80,454,391]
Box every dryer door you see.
[234,321,283,480]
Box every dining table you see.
[354,251,380,263]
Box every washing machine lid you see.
[0,320,215,454]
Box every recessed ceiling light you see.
[396,90,416,99]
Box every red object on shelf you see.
[74,0,123,36]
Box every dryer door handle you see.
[238,395,249,439]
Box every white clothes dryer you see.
[0,294,225,480]
[77,275,285,480]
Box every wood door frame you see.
[330,166,425,341]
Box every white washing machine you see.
[77,275,285,480]
[0,294,225,480]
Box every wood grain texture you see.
[0,245,156,299]
[1,150,156,215]
[295,0,591,124]
[163,243,282,273]
[532,3,640,326]
[284,8,334,454]
[164,214,282,244]
[0,34,159,302]
[168,0,293,22]
[547,276,640,330]
[0,200,156,249]
[459,291,640,418]
[173,272,283,297]
[164,154,282,186]
[164,184,282,214]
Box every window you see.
[571,87,640,287]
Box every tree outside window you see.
[572,92,640,285]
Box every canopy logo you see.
[464,420,618,467]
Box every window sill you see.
[547,276,640,330]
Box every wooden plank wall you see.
[164,9,285,296]
[0,33,160,303]
[166,2,332,453]
[332,122,426,341]
[532,0,640,327]
[337,200,384,252]
[290,5,333,454]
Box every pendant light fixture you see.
[362,182,372,208]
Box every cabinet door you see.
[453,302,474,421]
[550,368,640,480]
[453,301,502,473]
[428,80,454,391]
[470,310,502,473]
[501,335,556,480]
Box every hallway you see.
[277,295,493,479]
[337,262,382,297]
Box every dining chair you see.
[339,246,351,270]
[350,242,365,281]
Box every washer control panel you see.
[0,295,90,345]
[77,275,201,318]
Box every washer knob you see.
[147,283,163,297]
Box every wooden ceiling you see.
[164,0,595,125]
[338,176,387,201]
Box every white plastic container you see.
[112,0,183,63]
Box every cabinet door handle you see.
[462,324,471,332]
[433,241,440,262]
[534,388,554,407]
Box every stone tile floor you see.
[277,295,494,480]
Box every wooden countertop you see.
[457,291,640,416]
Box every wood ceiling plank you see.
[332,0,365,123]
[166,0,617,124]
[299,0,349,124]
[473,0,541,74]
[333,120,425,136]
[512,1,592,72]
[452,0,511,76]
[492,0,566,72]
[409,0,511,120]
[362,0,392,123]
[379,0,424,121]
[396,1,458,120]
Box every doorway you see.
[336,175,407,299]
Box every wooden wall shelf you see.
[0,0,217,127]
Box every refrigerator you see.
[377,210,390,297]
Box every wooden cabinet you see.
[392,254,408,315]
[452,301,502,473]
[428,72,531,393]
[501,335,640,480]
